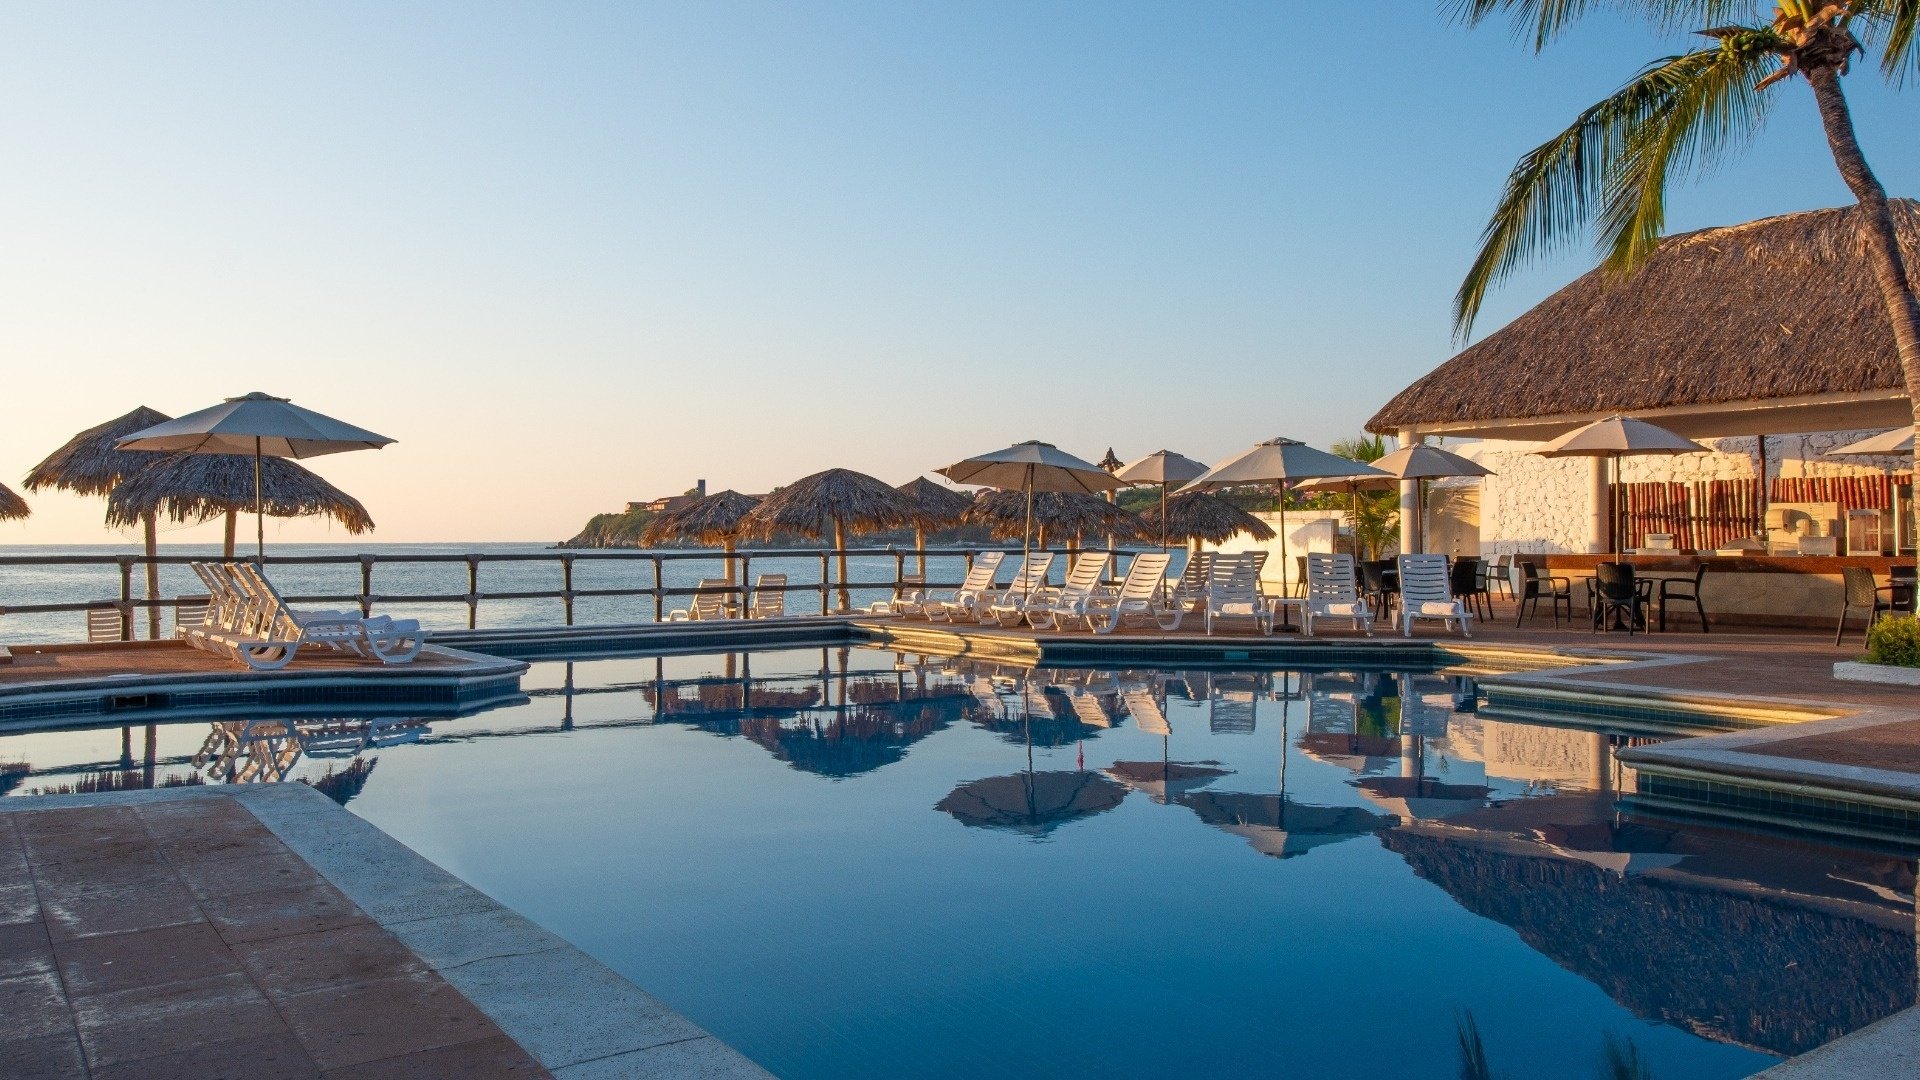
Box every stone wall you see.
[1475,429,1907,555]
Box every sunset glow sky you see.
[2,2,1913,544]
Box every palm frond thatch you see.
[895,476,972,529]
[739,469,917,541]
[103,453,373,533]
[1372,202,1920,434]
[639,490,761,546]
[0,482,28,521]
[23,406,173,496]
[1161,491,1276,544]
[962,490,1147,543]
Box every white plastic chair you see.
[1302,552,1373,638]
[1397,554,1473,637]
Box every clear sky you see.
[1,2,1913,544]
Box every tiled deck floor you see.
[0,798,547,1079]
[0,642,467,687]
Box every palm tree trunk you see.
[223,511,237,559]
[1807,68,1920,601]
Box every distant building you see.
[627,479,707,515]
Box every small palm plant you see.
[1451,0,1920,411]
[1328,435,1401,560]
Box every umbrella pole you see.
[835,519,850,613]
[1022,467,1035,599]
[253,437,265,562]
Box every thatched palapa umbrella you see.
[105,453,374,558]
[962,490,1147,551]
[640,489,761,589]
[26,407,175,638]
[740,469,918,612]
[896,476,971,578]
[1161,490,1276,549]
[0,483,28,522]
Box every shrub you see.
[1866,616,1920,668]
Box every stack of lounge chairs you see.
[184,562,423,670]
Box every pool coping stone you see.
[0,784,774,1079]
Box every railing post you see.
[894,549,905,593]
[818,552,829,616]
[465,555,481,630]
[359,555,375,617]
[561,555,575,626]
[738,554,751,618]
[117,556,134,641]
[652,556,664,622]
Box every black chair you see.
[1292,555,1308,598]
[1450,557,1493,620]
[1360,560,1399,621]
[1515,562,1572,627]
[1656,563,1710,632]
[1591,562,1646,634]
[1836,566,1905,646]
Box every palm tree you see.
[1451,1,1920,412]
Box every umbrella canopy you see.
[117,393,394,560]
[114,392,394,459]
[1533,416,1707,457]
[934,770,1127,836]
[0,483,28,521]
[938,440,1121,494]
[1184,437,1390,490]
[1115,449,1208,487]
[1176,790,1391,859]
[104,453,374,536]
[962,490,1147,546]
[639,489,761,546]
[1534,416,1706,553]
[1371,444,1493,480]
[742,468,920,611]
[1104,760,1229,804]
[1829,427,1916,456]
[1160,490,1276,545]
[25,406,174,497]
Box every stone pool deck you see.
[0,784,771,1080]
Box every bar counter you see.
[1533,554,1915,629]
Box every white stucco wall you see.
[1474,430,1909,555]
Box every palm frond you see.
[1453,41,1775,338]
[1456,1012,1496,1080]
[1602,1032,1652,1080]
[1871,0,1920,83]
[1447,0,1753,50]
[1597,36,1778,270]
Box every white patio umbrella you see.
[1829,426,1916,456]
[1182,437,1388,603]
[1116,450,1208,551]
[938,440,1119,594]
[116,392,395,558]
[1374,445,1492,554]
[1533,416,1705,554]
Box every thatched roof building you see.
[104,453,373,533]
[895,476,971,529]
[1369,202,1920,441]
[0,483,27,521]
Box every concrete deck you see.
[0,785,771,1080]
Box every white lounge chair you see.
[868,573,926,616]
[1013,553,1109,629]
[1397,554,1473,637]
[924,552,1007,622]
[1166,551,1214,620]
[1204,555,1275,636]
[1302,552,1373,638]
[668,578,732,621]
[231,563,424,664]
[963,553,1054,625]
[1069,553,1176,633]
[750,573,787,619]
[1122,686,1171,735]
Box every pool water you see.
[3,646,1913,1079]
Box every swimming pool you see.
[2,646,1911,1078]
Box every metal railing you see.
[0,546,1148,641]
